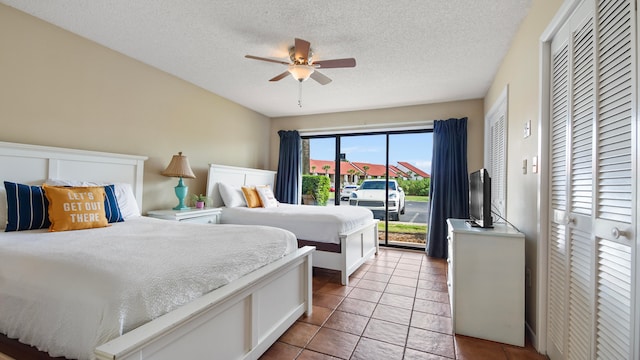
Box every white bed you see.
[206,163,379,286]
[0,141,314,360]
[220,203,373,245]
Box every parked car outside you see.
[349,179,405,220]
[340,184,359,201]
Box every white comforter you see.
[0,217,297,360]
[220,203,374,244]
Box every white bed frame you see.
[0,141,314,360]
[206,163,379,286]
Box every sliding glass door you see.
[385,132,432,247]
[304,129,432,249]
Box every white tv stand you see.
[446,218,525,346]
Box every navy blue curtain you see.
[427,118,469,259]
[275,130,302,204]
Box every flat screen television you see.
[469,168,493,228]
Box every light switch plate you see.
[532,156,538,173]
[522,158,527,174]
[524,120,531,138]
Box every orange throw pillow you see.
[241,186,263,208]
[43,185,109,231]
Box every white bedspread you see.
[220,203,374,244]
[0,217,297,360]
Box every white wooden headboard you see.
[0,141,148,210]
[206,164,276,207]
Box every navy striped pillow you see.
[4,181,51,232]
[103,184,124,223]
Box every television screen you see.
[469,168,493,228]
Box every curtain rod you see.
[299,120,434,136]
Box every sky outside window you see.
[310,132,433,173]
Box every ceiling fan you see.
[245,38,356,85]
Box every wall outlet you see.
[522,158,527,174]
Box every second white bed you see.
[207,164,379,285]
[220,203,373,245]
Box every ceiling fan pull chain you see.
[298,81,303,108]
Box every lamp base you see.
[173,177,189,210]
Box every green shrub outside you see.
[397,178,431,196]
[302,175,331,205]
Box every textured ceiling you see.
[1,1,532,117]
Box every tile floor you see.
[260,248,548,360]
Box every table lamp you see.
[161,152,196,210]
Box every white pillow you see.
[0,186,6,230]
[111,183,141,219]
[218,183,247,207]
[45,179,141,219]
[256,185,278,208]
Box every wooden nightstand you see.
[147,208,222,224]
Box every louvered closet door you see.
[548,4,596,358]
[567,11,595,360]
[593,0,635,358]
[548,26,570,360]
[547,0,636,359]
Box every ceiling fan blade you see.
[294,38,311,63]
[313,58,356,68]
[245,55,290,65]
[269,71,290,82]
[310,71,332,85]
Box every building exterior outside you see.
[308,159,427,188]
[397,161,431,180]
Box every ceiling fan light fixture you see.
[246,38,355,87]
[288,64,315,82]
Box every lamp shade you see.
[288,64,315,82]
[161,152,196,179]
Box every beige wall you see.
[484,0,563,346]
[270,99,485,173]
[0,4,271,213]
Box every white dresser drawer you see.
[179,214,219,224]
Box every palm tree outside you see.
[347,169,356,184]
